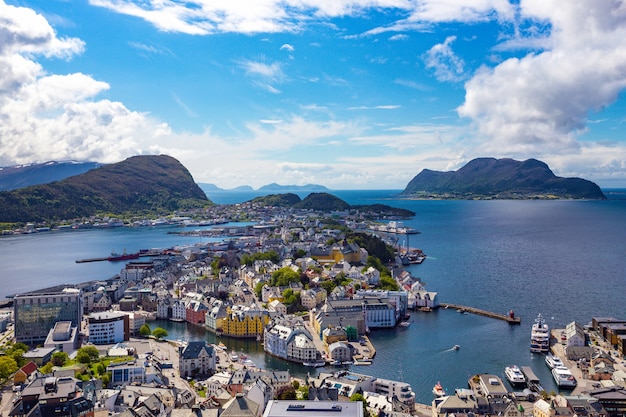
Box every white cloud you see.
[347,105,401,110]
[280,43,294,51]
[0,1,165,166]
[389,34,408,41]
[88,0,516,36]
[458,0,626,157]
[424,35,465,82]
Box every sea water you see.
[1,190,625,402]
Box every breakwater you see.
[439,303,521,324]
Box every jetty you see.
[520,366,544,393]
[439,303,521,324]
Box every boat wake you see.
[444,345,460,352]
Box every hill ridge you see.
[402,157,606,199]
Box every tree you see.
[77,346,100,364]
[270,267,301,287]
[254,281,265,299]
[152,327,168,339]
[51,351,69,367]
[0,355,18,379]
[350,393,368,416]
[139,323,152,337]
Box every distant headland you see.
[402,158,606,200]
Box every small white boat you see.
[545,353,564,369]
[504,365,527,387]
[399,320,412,327]
[303,361,326,368]
[452,344,460,351]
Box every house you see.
[179,341,216,378]
[220,393,261,417]
[13,361,38,386]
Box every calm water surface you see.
[1,191,625,403]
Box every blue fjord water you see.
[1,190,625,403]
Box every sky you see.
[1,0,626,189]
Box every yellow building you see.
[220,306,270,338]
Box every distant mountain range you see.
[402,158,606,199]
[0,155,210,222]
[0,161,101,191]
[198,182,330,193]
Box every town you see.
[0,200,625,417]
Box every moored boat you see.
[552,366,577,388]
[530,313,550,353]
[504,365,527,387]
[545,353,564,369]
[303,361,326,368]
[432,381,446,397]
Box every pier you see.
[439,303,521,324]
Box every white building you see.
[171,299,187,321]
[264,317,321,363]
[44,321,79,353]
[88,312,127,345]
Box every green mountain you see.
[248,192,415,217]
[402,158,606,199]
[0,155,212,222]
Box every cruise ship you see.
[530,313,550,353]
[552,366,577,388]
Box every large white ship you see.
[530,313,550,353]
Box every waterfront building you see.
[205,299,227,332]
[328,341,352,362]
[354,289,409,322]
[264,316,320,363]
[14,288,83,345]
[221,305,270,338]
[171,299,186,321]
[322,326,348,345]
[564,321,587,347]
[178,341,216,378]
[186,300,208,324]
[156,296,171,319]
[88,311,129,345]
[263,400,363,417]
[432,389,481,417]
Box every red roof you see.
[20,361,38,376]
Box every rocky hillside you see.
[0,155,212,222]
[402,158,606,199]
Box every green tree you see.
[0,355,18,379]
[39,362,54,374]
[379,275,399,291]
[51,351,69,367]
[270,267,301,287]
[254,281,265,299]
[76,346,100,364]
[76,351,91,364]
[152,327,168,339]
[350,393,368,416]
[96,363,106,376]
[139,324,152,337]
[297,386,309,400]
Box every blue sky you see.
[2,0,626,189]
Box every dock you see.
[520,366,544,393]
[439,303,521,324]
